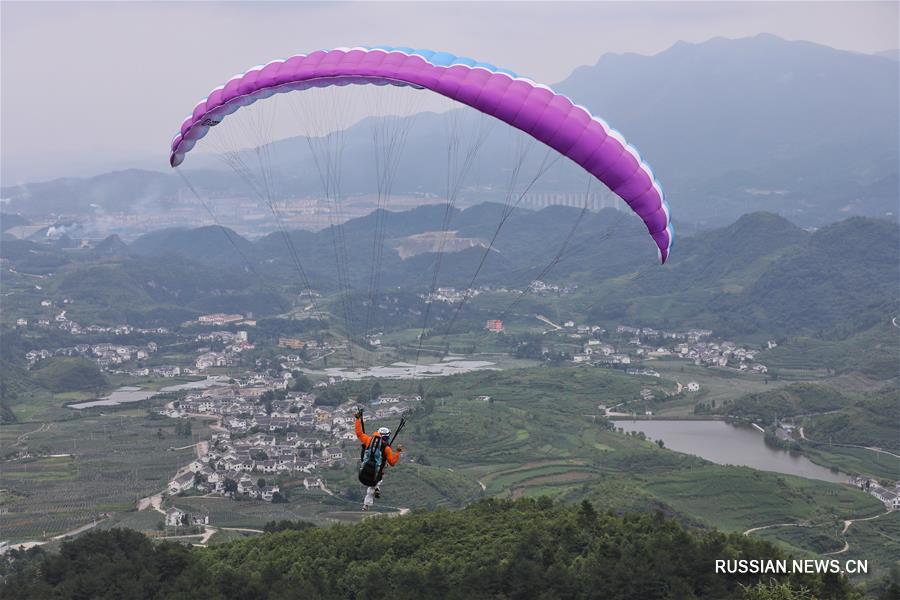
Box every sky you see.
[2,1,898,184]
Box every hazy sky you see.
[2,1,897,183]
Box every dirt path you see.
[137,492,165,514]
[743,522,807,536]
[535,315,562,331]
[15,422,49,446]
[196,526,216,545]
[798,427,900,459]
[9,513,111,549]
[824,510,892,556]
[51,516,109,540]
[744,509,892,556]
[169,443,199,451]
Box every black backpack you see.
[358,435,387,487]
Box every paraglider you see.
[167,47,672,509]
[354,407,403,510]
[169,46,673,262]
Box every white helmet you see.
[377,427,391,437]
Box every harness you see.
[356,414,406,488]
[358,435,389,487]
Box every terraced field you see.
[169,489,371,528]
[0,413,210,542]
[479,460,597,494]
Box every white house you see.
[323,447,343,460]
[165,507,187,527]
[168,472,195,495]
[261,485,280,502]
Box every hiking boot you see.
[374,489,381,499]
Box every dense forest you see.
[1,498,873,600]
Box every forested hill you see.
[0,498,861,600]
[3,208,897,344]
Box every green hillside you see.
[0,499,860,600]
[805,386,900,452]
[714,383,852,425]
[29,357,107,393]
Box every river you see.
[618,419,847,484]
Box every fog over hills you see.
[2,35,897,230]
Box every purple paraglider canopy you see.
[169,46,672,262]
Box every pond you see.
[618,419,847,484]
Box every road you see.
[799,427,900,459]
[744,509,892,556]
[824,509,892,556]
[535,315,562,331]
[137,492,165,514]
[51,516,109,540]
[9,514,111,551]
[15,422,50,446]
[743,522,807,536]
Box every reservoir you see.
[618,419,847,484]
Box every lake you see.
[68,377,228,410]
[618,419,847,484]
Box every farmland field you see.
[0,412,211,542]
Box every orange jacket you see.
[356,416,401,466]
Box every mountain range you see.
[1,34,897,230]
[4,200,897,348]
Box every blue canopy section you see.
[367,45,519,78]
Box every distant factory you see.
[519,191,625,212]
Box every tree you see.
[263,519,314,533]
[223,478,238,495]
[291,371,313,392]
[315,386,345,406]
[656,439,665,449]
[369,381,383,402]
[257,478,266,489]
[741,581,814,600]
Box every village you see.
[421,280,576,305]
[485,316,771,376]
[160,382,420,507]
[577,324,770,374]
[850,476,900,511]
